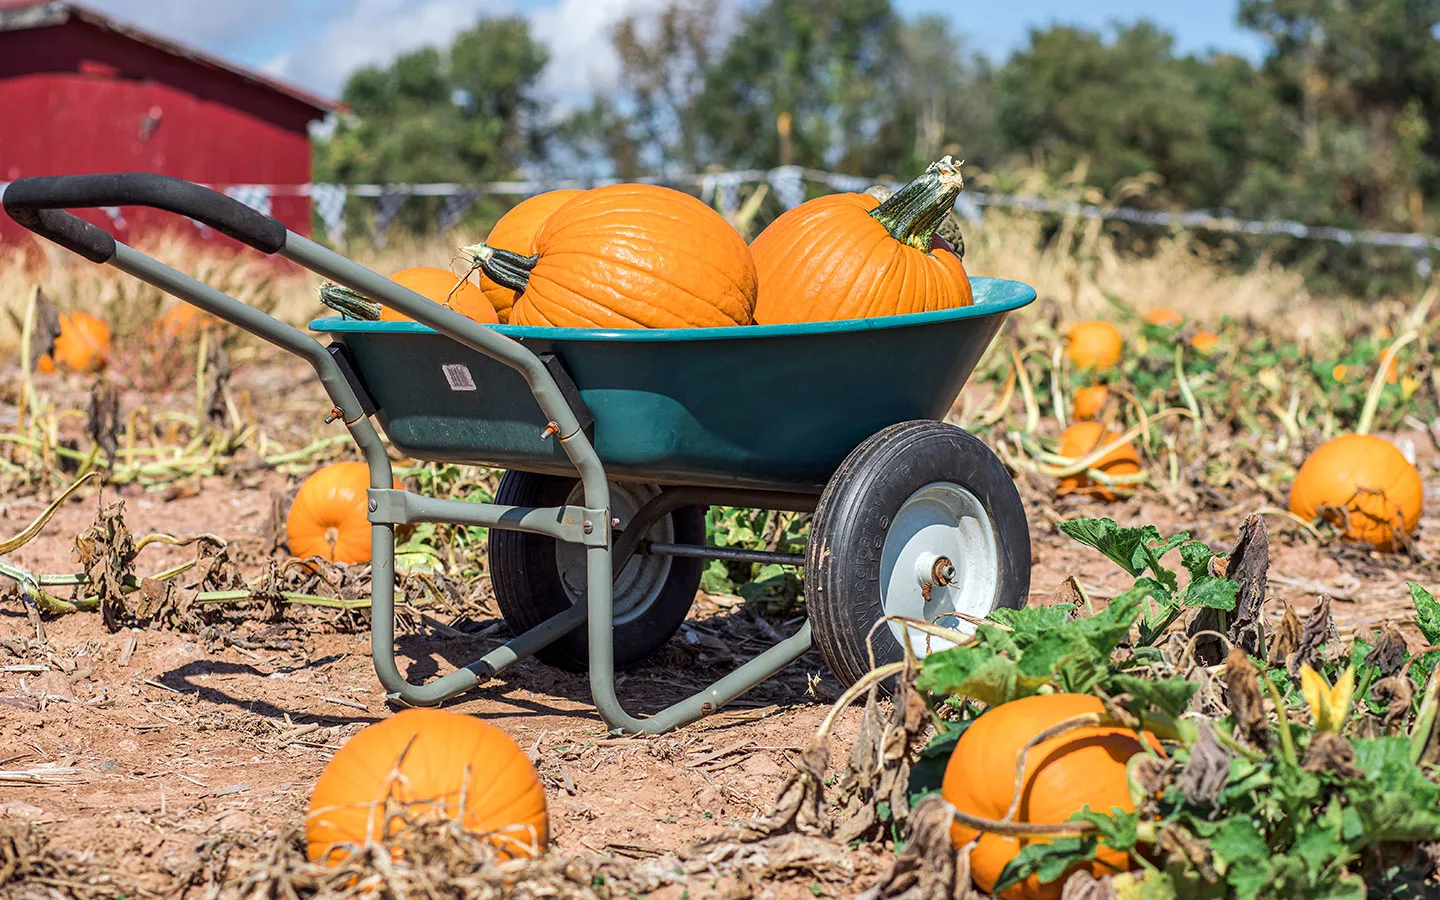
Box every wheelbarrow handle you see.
[2,173,285,262]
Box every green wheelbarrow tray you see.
[2,172,1037,736]
[314,277,1034,493]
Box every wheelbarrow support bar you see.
[2,173,815,734]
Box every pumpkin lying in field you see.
[943,693,1158,900]
[1071,384,1110,421]
[477,190,584,323]
[1056,421,1141,501]
[287,461,404,564]
[464,184,757,329]
[38,311,111,374]
[307,708,548,865]
[1065,321,1123,371]
[1289,433,1422,551]
[749,156,972,324]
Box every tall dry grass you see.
[0,171,1394,358]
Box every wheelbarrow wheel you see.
[806,420,1030,687]
[489,471,705,672]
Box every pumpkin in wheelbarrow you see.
[749,157,973,324]
[465,184,757,329]
[477,190,584,323]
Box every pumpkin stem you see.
[461,242,538,293]
[319,283,382,320]
[324,526,339,560]
[869,155,965,252]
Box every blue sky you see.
[84,0,1264,101]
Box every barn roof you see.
[0,0,337,115]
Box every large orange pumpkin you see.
[1056,422,1141,501]
[748,157,972,324]
[479,190,584,323]
[943,694,1156,900]
[287,462,403,564]
[1072,385,1110,421]
[468,184,756,329]
[1289,434,1423,551]
[379,267,499,324]
[38,311,111,373]
[307,708,548,864]
[1066,322,1123,371]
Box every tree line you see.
[315,0,1440,293]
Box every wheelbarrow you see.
[3,174,1036,734]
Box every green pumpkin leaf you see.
[1059,518,1185,584]
[1409,582,1440,645]
[1107,673,1199,719]
[1183,576,1239,610]
[992,835,1099,894]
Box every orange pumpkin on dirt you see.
[1143,308,1182,327]
[38,311,111,373]
[1071,385,1110,421]
[468,184,756,329]
[306,708,548,865]
[379,267,499,324]
[1289,434,1423,551]
[747,157,972,324]
[478,190,584,323]
[287,462,403,564]
[943,693,1157,900]
[1190,331,1220,354]
[1065,322,1123,371]
[1056,422,1141,501]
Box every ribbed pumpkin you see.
[1056,422,1141,501]
[38,311,111,373]
[1289,434,1423,551]
[943,694,1156,900]
[307,708,548,865]
[1072,385,1110,421]
[379,267,499,324]
[467,184,756,329]
[749,157,972,324]
[287,462,402,564]
[1066,322,1123,371]
[479,190,584,323]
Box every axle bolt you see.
[932,557,956,586]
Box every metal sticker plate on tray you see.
[441,364,477,391]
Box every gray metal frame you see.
[107,234,815,734]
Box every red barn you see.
[0,0,335,247]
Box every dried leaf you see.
[1364,624,1410,678]
[1301,731,1364,778]
[1061,870,1117,900]
[1291,596,1342,675]
[1176,720,1232,806]
[1223,647,1270,750]
[745,745,830,838]
[1371,676,1415,727]
[1156,823,1217,882]
[29,289,62,367]
[1223,514,1269,657]
[857,795,973,900]
[1269,605,1302,665]
[205,339,232,426]
[87,381,121,463]
[72,501,136,632]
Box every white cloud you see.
[528,0,668,99]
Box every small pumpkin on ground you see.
[1142,307,1182,327]
[39,311,111,373]
[152,305,214,344]
[943,693,1158,900]
[287,461,403,564]
[748,156,972,324]
[307,708,548,865]
[1190,331,1220,354]
[465,184,757,329]
[478,190,585,323]
[1289,433,1422,551]
[1071,384,1110,421]
[1056,421,1141,501]
[1065,321,1123,371]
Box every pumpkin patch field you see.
[2,185,1440,900]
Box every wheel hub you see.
[554,483,674,624]
[880,482,999,657]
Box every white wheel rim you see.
[555,482,674,625]
[879,482,999,657]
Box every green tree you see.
[315,16,548,231]
[692,0,909,173]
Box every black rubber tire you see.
[488,471,705,672]
[806,420,1031,687]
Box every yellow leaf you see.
[1299,664,1355,733]
[1403,375,1420,399]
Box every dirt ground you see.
[1,350,1438,898]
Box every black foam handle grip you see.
[3,173,288,262]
